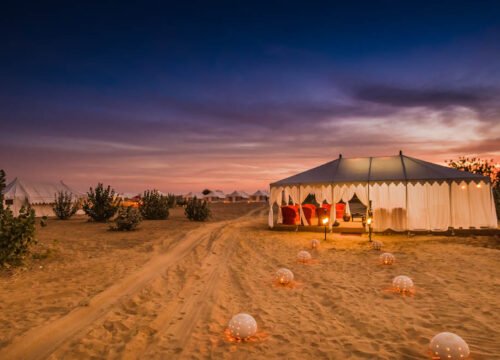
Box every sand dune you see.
[1,204,499,359]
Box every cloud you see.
[351,84,495,109]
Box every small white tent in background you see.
[226,190,250,203]
[183,191,205,201]
[250,190,269,202]
[2,178,83,217]
[203,190,225,202]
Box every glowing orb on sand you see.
[228,313,258,339]
[297,250,312,263]
[275,268,294,285]
[311,239,320,249]
[429,332,470,359]
[379,252,395,265]
[392,275,414,293]
[372,241,383,251]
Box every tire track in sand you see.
[136,221,242,359]
[0,221,229,360]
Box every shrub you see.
[0,204,36,267]
[166,193,177,208]
[53,191,79,220]
[111,207,142,231]
[83,183,121,222]
[0,169,5,214]
[185,196,211,221]
[140,190,170,220]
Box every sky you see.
[1,1,499,194]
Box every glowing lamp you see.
[311,239,320,249]
[366,217,372,225]
[321,217,328,225]
[379,252,395,265]
[476,183,481,188]
[372,241,383,251]
[461,185,466,190]
[297,250,312,263]
[429,332,470,359]
[275,268,294,285]
[228,313,258,339]
[392,275,414,293]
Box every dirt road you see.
[1,207,265,360]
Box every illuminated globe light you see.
[275,268,294,285]
[379,252,395,265]
[429,332,470,360]
[392,275,414,293]
[311,239,320,249]
[297,250,312,263]
[228,313,258,340]
[372,241,383,251]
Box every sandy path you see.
[0,215,245,360]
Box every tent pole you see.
[448,181,453,234]
[399,152,409,234]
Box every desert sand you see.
[0,203,499,359]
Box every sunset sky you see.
[1,1,499,194]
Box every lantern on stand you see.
[366,200,373,242]
[321,216,329,241]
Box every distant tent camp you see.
[250,190,269,202]
[2,178,83,217]
[226,190,250,203]
[183,191,205,200]
[269,152,498,231]
[203,190,226,202]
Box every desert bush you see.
[140,190,170,220]
[83,183,121,222]
[184,196,211,221]
[111,207,142,231]
[0,204,36,267]
[40,216,48,227]
[0,169,5,214]
[166,193,177,208]
[53,191,79,220]
[447,156,500,219]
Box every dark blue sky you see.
[1,1,499,192]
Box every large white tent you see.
[2,178,83,217]
[269,153,497,231]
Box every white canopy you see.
[2,178,83,216]
[227,190,250,199]
[269,153,497,231]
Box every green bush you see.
[53,191,79,220]
[166,193,177,208]
[40,216,48,227]
[111,207,142,231]
[0,205,37,267]
[83,183,121,222]
[0,169,5,214]
[184,196,211,221]
[140,190,170,220]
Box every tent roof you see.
[2,178,83,204]
[204,190,225,199]
[271,153,489,186]
[227,190,250,198]
[251,190,269,196]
